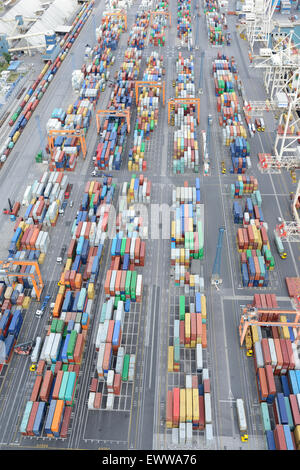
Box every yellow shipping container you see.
[280,315,290,340]
[168,346,174,372]
[38,253,46,265]
[65,258,72,272]
[251,324,259,343]
[186,388,193,422]
[189,275,195,288]
[294,425,300,445]
[88,181,95,197]
[201,295,207,320]
[180,389,186,423]
[58,285,66,296]
[192,388,199,424]
[22,296,31,310]
[185,313,191,347]
[87,283,95,300]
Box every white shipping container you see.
[106,393,115,410]
[88,392,95,410]
[204,393,212,424]
[31,336,42,364]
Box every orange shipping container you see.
[202,323,207,348]
[53,293,64,317]
[51,400,64,435]
[52,370,64,400]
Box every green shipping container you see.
[122,354,130,381]
[59,371,70,400]
[67,330,77,359]
[65,371,77,403]
[121,238,126,257]
[114,295,120,308]
[260,402,271,431]
[51,318,58,333]
[125,271,132,296]
[56,319,64,334]
[62,364,68,372]
[179,296,185,321]
[130,271,137,300]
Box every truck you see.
[35,294,51,318]
[56,245,66,264]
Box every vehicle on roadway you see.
[56,245,66,264]
[35,294,51,318]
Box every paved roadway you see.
[0,0,299,452]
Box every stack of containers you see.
[177,0,192,44]
[47,25,119,172]
[172,53,199,173]
[249,307,300,450]
[230,175,259,198]
[3,1,95,164]
[93,175,151,407]
[207,15,225,45]
[166,370,212,443]
[127,11,150,49]
[232,183,275,287]
[20,176,115,436]
[128,51,164,171]
[170,180,203,288]
[150,14,167,46]
[96,48,142,170]
[0,308,23,363]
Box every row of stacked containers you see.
[0,0,95,166]
[95,11,151,171]
[46,12,127,171]
[128,51,164,171]
[19,176,116,436]
[18,0,132,437]
[149,1,169,46]
[166,178,214,445]
[205,0,230,45]
[171,53,200,174]
[0,171,71,363]
[247,294,300,450]
[177,0,192,46]
[87,174,151,410]
[231,177,276,287]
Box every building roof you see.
[0,0,79,49]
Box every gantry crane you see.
[96,109,131,134]
[167,98,200,124]
[239,306,300,352]
[211,227,225,288]
[103,9,127,30]
[275,179,300,242]
[47,128,87,159]
[150,10,171,27]
[243,0,280,53]
[135,81,165,106]
[0,260,44,301]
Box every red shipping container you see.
[166,390,173,426]
[40,370,54,402]
[274,338,283,375]
[179,321,185,345]
[279,339,289,374]
[60,405,72,439]
[93,392,102,409]
[261,338,271,366]
[113,373,121,395]
[30,375,43,402]
[26,401,39,436]
[173,388,180,427]
[289,394,300,426]
[203,379,210,394]
[52,370,64,400]
[274,424,287,450]
[264,365,276,396]
[199,395,205,430]
[36,359,46,376]
[257,368,268,401]
[285,339,295,370]
[106,320,115,344]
